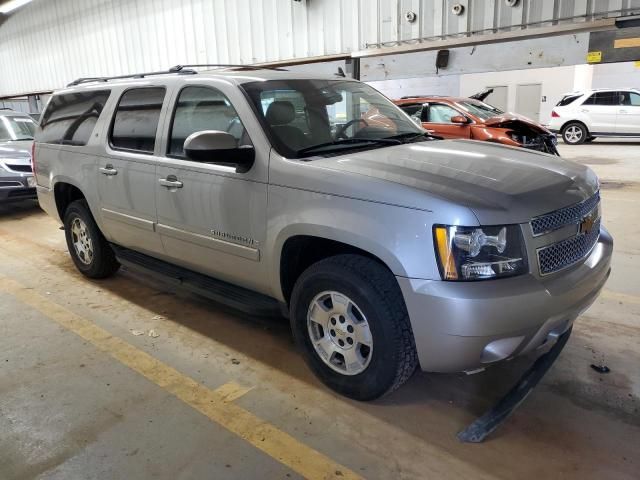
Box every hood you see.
[482,114,550,133]
[0,140,32,160]
[308,139,598,225]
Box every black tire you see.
[562,122,588,145]
[63,199,120,279]
[585,136,596,143]
[290,254,418,400]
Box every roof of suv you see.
[562,87,640,96]
[61,67,348,92]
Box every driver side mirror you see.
[184,130,254,173]
[450,115,470,124]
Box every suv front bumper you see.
[399,226,613,373]
[0,174,37,203]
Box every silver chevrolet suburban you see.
[34,66,612,400]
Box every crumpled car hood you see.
[482,114,551,133]
[309,139,598,224]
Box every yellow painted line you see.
[0,276,361,480]
[601,289,640,305]
[614,37,640,48]
[214,381,255,403]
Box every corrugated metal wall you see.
[1,0,639,97]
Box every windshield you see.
[455,100,504,120]
[241,79,425,158]
[0,115,36,142]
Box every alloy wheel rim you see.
[70,217,94,265]
[307,291,373,376]
[565,125,582,143]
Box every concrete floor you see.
[1,139,638,480]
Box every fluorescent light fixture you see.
[0,0,34,14]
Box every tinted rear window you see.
[110,87,165,153]
[556,94,581,107]
[582,92,623,106]
[38,90,111,145]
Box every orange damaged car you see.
[393,96,559,156]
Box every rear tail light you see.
[31,142,37,177]
[551,110,560,118]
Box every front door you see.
[422,103,471,139]
[580,91,619,134]
[97,86,167,256]
[155,84,268,292]
[616,91,640,135]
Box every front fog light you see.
[434,224,527,281]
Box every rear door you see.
[580,91,619,134]
[616,91,640,135]
[422,103,471,139]
[154,83,268,293]
[97,86,167,256]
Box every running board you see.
[112,245,283,318]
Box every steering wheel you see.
[335,119,369,140]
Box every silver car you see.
[33,67,612,400]
[0,109,37,202]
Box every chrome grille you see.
[531,192,600,236]
[537,220,600,275]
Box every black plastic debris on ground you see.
[590,364,611,374]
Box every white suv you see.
[548,88,640,144]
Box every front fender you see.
[265,184,443,301]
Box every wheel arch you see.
[53,180,88,220]
[274,226,406,305]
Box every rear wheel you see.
[562,122,588,145]
[63,200,120,279]
[290,254,418,400]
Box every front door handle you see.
[99,165,118,176]
[159,176,183,189]
[619,109,628,114]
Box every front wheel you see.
[63,200,120,279]
[562,122,588,145]
[290,255,418,400]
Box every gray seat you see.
[265,101,307,151]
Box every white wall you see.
[367,75,460,99]
[592,62,640,89]
[459,66,591,123]
[0,0,634,97]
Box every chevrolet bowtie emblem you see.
[579,213,596,235]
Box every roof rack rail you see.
[67,63,287,87]
[67,67,198,87]
[169,64,287,72]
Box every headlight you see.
[433,224,527,281]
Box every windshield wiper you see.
[386,131,442,142]
[298,137,401,156]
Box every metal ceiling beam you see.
[352,18,617,59]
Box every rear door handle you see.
[619,109,628,114]
[159,177,183,188]
[99,165,118,176]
